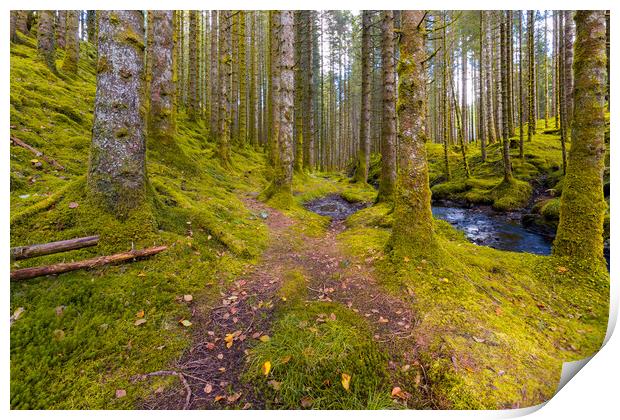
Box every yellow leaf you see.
[225,333,234,348]
[134,319,147,326]
[391,386,402,397]
[136,310,144,318]
[262,361,271,376]
[341,373,351,391]
[403,256,410,262]
[180,319,192,327]
[259,335,270,342]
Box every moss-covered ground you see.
[10,33,610,411]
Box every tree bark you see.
[528,10,536,140]
[88,11,146,215]
[188,11,199,121]
[217,11,232,166]
[37,10,57,74]
[390,10,435,253]
[56,10,66,48]
[62,10,79,75]
[553,10,607,264]
[11,236,100,261]
[563,10,575,135]
[11,246,167,281]
[238,11,247,146]
[210,11,219,139]
[377,10,397,202]
[302,10,315,171]
[479,11,487,161]
[500,11,513,181]
[354,10,372,184]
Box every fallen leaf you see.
[10,307,25,324]
[403,256,410,262]
[55,306,65,316]
[183,294,193,302]
[204,383,213,394]
[225,333,235,348]
[252,332,261,339]
[341,373,351,391]
[391,387,402,397]
[268,380,282,390]
[329,313,337,321]
[281,355,291,364]
[136,310,145,318]
[180,319,192,327]
[206,342,215,350]
[262,361,272,376]
[214,395,225,402]
[134,319,147,326]
[259,335,270,342]
[300,396,313,408]
[68,202,79,209]
[218,367,226,372]
[473,336,486,343]
[115,389,126,398]
[217,353,224,360]
[378,316,389,323]
[227,392,241,402]
[557,266,569,274]
[495,307,502,316]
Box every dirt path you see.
[141,194,423,409]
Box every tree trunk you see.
[187,11,198,121]
[390,10,435,253]
[543,10,549,128]
[528,10,536,140]
[303,10,315,171]
[218,11,232,166]
[518,11,525,158]
[87,10,96,44]
[377,10,397,202]
[293,11,304,172]
[500,12,513,181]
[89,11,146,216]
[354,10,372,184]
[553,10,607,265]
[62,10,79,75]
[210,11,219,139]
[37,10,57,74]
[238,11,247,146]
[484,12,496,144]
[479,11,487,161]
[148,10,179,157]
[563,11,575,135]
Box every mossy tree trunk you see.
[210,10,219,139]
[441,12,451,181]
[518,11,524,159]
[390,10,435,253]
[238,10,247,146]
[87,10,96,44]
[553,10,607,265]
[10,11,18,42]
[62,10,79,75]
[16,10,29,36]
[37,10,57,74]
[148,11,180,158]
[484,11,496,144]
[88,11,147,216]
[264,11,294,205]
[217,10,232,167]
[377,10,397,202]
[478,11,487,161]
[563,11,575,135]
[527,10,535,140]
[302,10,315,171]
[558,14,568,174]
[268,11,280,167]
[187,10,198,121]
[543,11,549,129]
[293,11,304,172]
[354,10,371,184]
[56,10,66,49]
[249,11,258,148]
[500,11,513,182]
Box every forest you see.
[9,9,610,410]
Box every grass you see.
[244,270,395,409]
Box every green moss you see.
[541,198,561,221]
[490,178,532,211]
[338,201,608,409]
[10,37,270,409]
[244,301,394,409]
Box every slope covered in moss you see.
[10,33,270,409]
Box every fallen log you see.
[11,235,100,261]
[10,245,167,281]
[10,135,65,170]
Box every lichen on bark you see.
[88,11,147,216]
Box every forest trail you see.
[142,193,423,409]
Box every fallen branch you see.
[135,370,192,410]
[10,245,167,281]
[10,135,65,170]
[11,235,100,261]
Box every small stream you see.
[305,194,369,220]
[431,206,552,255]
